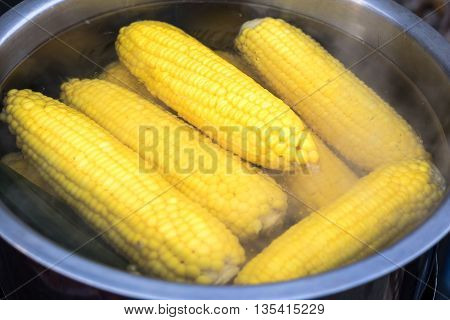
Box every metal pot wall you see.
[0,0,449,299]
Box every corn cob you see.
[2,89,245,284]
[236,18,428,171]
[98,61,157,103]
[116,20,318,171]
[61,79,288,240]
[284,135,358,211]
[1,152,52,191]
[235,159,445,284]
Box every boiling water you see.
[0,2,447,277]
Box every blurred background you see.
[396,0,449,40]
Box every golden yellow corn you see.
[1,152,52,191]
[61,79,287,240]
[236,18,428,171]
[2,89,245,284]
[116,20,319,170]
[235,159,445,284]
[98,61,157,103]
[284,135,358,211]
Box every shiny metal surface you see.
[0,0,449,299]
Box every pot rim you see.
[0,0,449,299]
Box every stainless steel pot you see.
[0,0,449,299]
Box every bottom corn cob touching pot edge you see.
[1,89,245,284]
[235,159,445,284]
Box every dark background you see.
[397,0,449,40]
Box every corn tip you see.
[239,18,265,35]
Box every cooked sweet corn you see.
[236,18,428,170]
[284,135,358,211]
[61,79,287,240]
[98,61,157,103]
[1,152,52,191]
[2,89,245,284]
[235,159,445,284]
[116,20,319,170]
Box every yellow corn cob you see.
[116,20,319,171]
[235,159,445,284]
[61,79,288,240]
[98,61,157,103]
[1,152,52,191]
[2,89,245,284]
[236,18,428,171]
[214,50,261,83]
[284,135,358,211]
